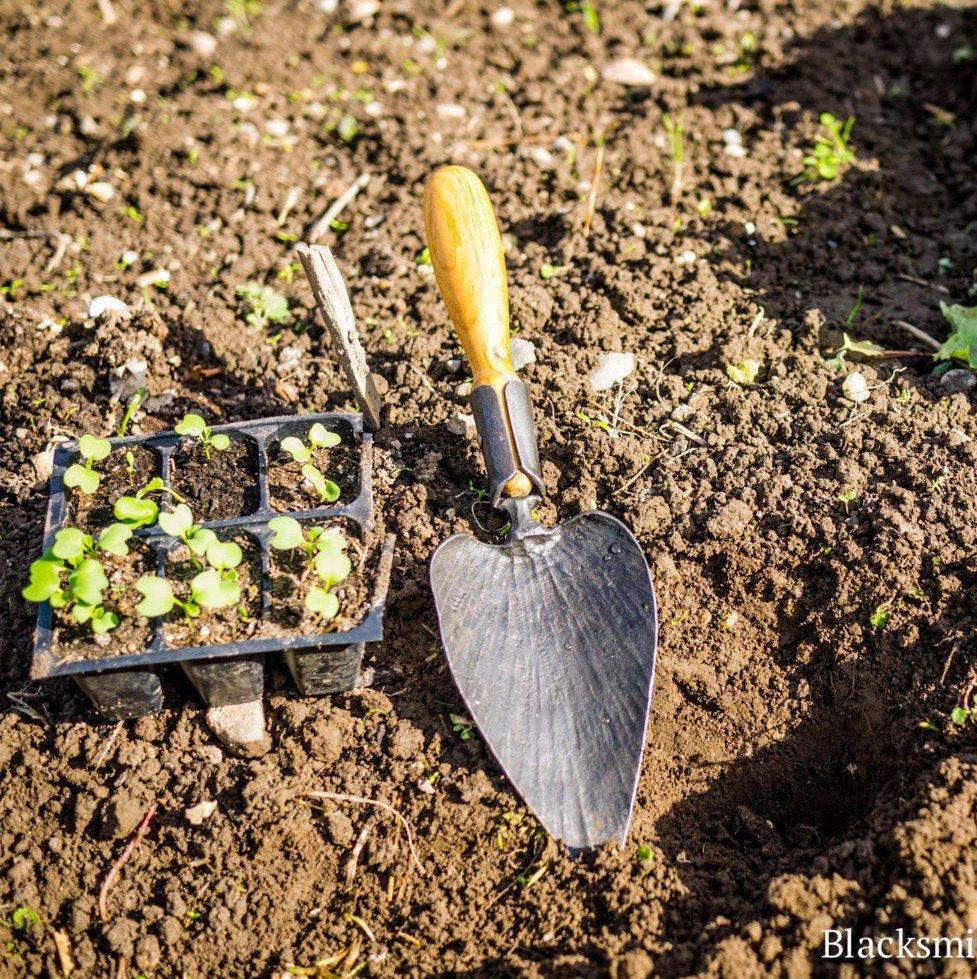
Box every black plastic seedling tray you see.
[29,412,395,720]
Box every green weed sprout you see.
[935,303,977,369]
[135,539,243,619]
[22,523,133,634]
[157,504,218,567]
[236,282,290,330]
[114,476,172,528]
[175,413,231,460]
[800,113,855,182]
[64,434,111,495]
[267,516,350,618]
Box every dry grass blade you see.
[52,929,74,976]
[98,803,157,923]
[582,144,605,238]
[307,791,424,877]
[306,173,371,243]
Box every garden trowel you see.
[423,166,658,850]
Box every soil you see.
[50,544,155,665]
[69,444,160,532]
[162,536,263,648]
[268,442,360,513]
[264,519,373,635]
[2,0,977,977]
[169,438,260,522]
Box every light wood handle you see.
[423,166,533,498]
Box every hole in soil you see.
[267,418,359,513]
[161,532,262,648]
[262,516,373,637]
[68,445,162,532]
[51,540,156,665]
[169,433,260,522]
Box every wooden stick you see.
[893,319,940,351]
[296,243,383,430]
[98,803,157,923]
[306,173,370,243]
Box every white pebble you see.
[348,0,379,20]
[86,295,130,318]
[189,30,218,59]
[265,118,289,138]
[589,352,636,391]
[129,89,146,104]
[232,94,255,112]
[601,58,657,86]
[491,6,514,27]
[436,103,465,119]
[676,250,697,265]
[87,181,115,202]
[184,800,218,826]
[510,337,537,371]
[842,371,871,403]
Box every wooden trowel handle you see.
[423,166,533,499]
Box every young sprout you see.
[799,113,855,182]
[235,282,290,330]
[301,464,340,504]
[157,504,218,566]
[22,524,132,634]
[279,423,341,463]
[175,413,231,460]
[64,434,112,495]
[135,539,243,620]
[267,516,350,618]
[114,477,172,528]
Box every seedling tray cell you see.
[29,413,394,719]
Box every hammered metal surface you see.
[431,511,657,849]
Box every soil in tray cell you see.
[69,445,161,532]
[169,436,259,522]
[259,518,373,638]
[50,542,155,665]
[161,533,263,648]
[267,433,359,513]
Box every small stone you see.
[136,269,170,289]
[184,800,217,826]
[197,745,223,765]
[325,810,354,846]
[455,381,472,398]
[490,7,514,27]
[188,30,217,59]
[436,103,466,119]
[265,118,289,139]
[842,371,871,403]
[32,448,54,484]
[86,181,115,202]
[86,295,130,319]
[939,368,976,394]
[205,700,270,758]
[510,337,537,371]
[348,0,379,21]
[446,413,476,438]
[602,58,656,86]
[589,352,635,391]
[670,403,695,423]
[389,723,425,760]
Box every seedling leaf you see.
[302,463,340,503]
[206,539,243,571]
[268,516,304,550]
[935,303,977,369]
[726,359,760,385]
[305,585,339,619]
[135,575,176,617]
[175,413,207,437]
[280,436,312,463]
[314,548,351,588]
[187,527,218,557]
[97,523,133,557]
[89,607,119,634]
[78,433,111,461]
[210,432,231,451]
[64,463,100,495]
[68,559,109,606]
[115,495,160,528]
[22,559,62,603]
[11,907,41,931]
[951,706,970,725]
[158,504,195,537]
[840,332,886,357]
[52,527,91,561]
[191,568,240,609]
[308,423,341,449]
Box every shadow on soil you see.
[644,5,977,975]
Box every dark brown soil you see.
[264,519,372,635]
[268,443,359,513]
[2,0,977,976]
[69,445,160,532]
[50,544,155,664]
[169,438,260,523]
[162,535,263,648]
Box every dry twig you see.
[893,319,940,351]
[582,144,605,238]
[306,173,370,243]
[98,803,157,922]
[345,817,374,885]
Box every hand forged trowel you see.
[423,166,658,850]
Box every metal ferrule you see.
[469,380,545,508]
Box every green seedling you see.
[450,713,475,741]
[135,539,242,619]
[64,433,112,495]
[799,113,855,182]
[935,302,977,369]
[175,413,231,460]
[22,524,132,634]
[117,387,145,437]
[114,477,172,528]
[726,359,760,385]
[539,263,568,280]
[157,504,218,566]
[236,282,290,330]
[951,706,971,725]
[869,605,890,630]
[10,907,41,931]
[301,463,341,504]
[279,423,341,463]
[267,516,351,617]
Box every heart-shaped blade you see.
[430,511,657,849]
